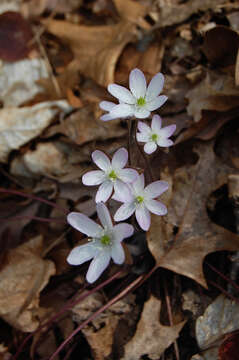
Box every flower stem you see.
[127,120,135,166]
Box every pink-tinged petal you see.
[129,68,146,99]
[135,206,151,231]
[111,242,125,264]
[151,114,162,132]
[144,180,169,199]
[112,147,128,169]
[92,150,111,171]
[100,113,116,121]
[95,181,113,203]
[144,141,157,154]
[86,250,111,283]
[67,243,98,265]
[136,132,148,143]
[157,138,174,147]
[132,173,145,193]
[114,180,134,202]
[67,212,102,237]
[108,84,135,104]
[145,199,167,215]
[113,223,134,242]
[99,101,116,111]
[146,73,165,101]
[159,124,176,138]
[138,121,151,134]
[114,202,136,222]
[146,95,168,111]
[82,170,105,186]
[109,103,134,118]
[118,168,138,183]
[134,108,150,119]
[96,202,113,229]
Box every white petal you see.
[134,108,151,119]
[146,95,168,111]
[136,133,148,143]
[108,84,135,104]
[109,103,134,118]
[146,73,165,101]
[159,124,176,138]
[129,68,146,99]
[145,199,167,215]
[114,180,134,202]
[96,202,113,229]
[95,181,113,203]
[151,114,162,132]
[118,168,138,183]
[92,150,111,171]
[144,141,157,154]
[111,242,125,264]
[157,138,174,147]
[113,223,134,242]
[67,212,102,237]
[138,121,151,134]
[82,170,105,186]
[99,101,116,111]
[100,113,116,121]
[112,148,128,169]
[135,205,151,231]
[144,180,169,199]
[114,202,136,222]
[86,250,111,283]
[132,173,145,193]
[67,243,97,265]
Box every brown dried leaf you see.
[113,0,150,29]
[44,19,136,86]
[0,235,55,332]
[121,296,186,360]
[148,142,239,287]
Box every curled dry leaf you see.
[44,19,136,87]
[0,100,71,163]
[0,58,48,107]
[0,235,55,332]
[148,141,239,287]
[121,296,186,360]
[113,0,150,29]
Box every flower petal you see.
[114,202,136,222]
[82,170,105,186]
[129,68,146,99]
[99,101,116,111]
[92,150,111,171]
[113,223,134,242]
[67,243,97,265]
[135,206,151,231]
[145,199,167,215]
[96,202,113,229]
[144,180,169,199]
[157,138,174,147]
[132,173,145,193]
[151,114,162,132]
[144,141,157,154]
[134,108,150,119]
[100,113,117,121]
[86,250,111,283]
[136,132,148,143]
[67,212,102,237]
[95,181,113,203]
[109,103,134,118]
[108,84,135,104]
[146,95,168,111]
[138,121,151,134]
[112,147,128,169]
[118,168,138,183]
[146,72,165,101]
[114,180,134,202]
[159,124,176,138]
[111,242,125,264]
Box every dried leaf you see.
[113,0,150,29]
[121,296,185,360]
[0,235,55,332]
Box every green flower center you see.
[108,170,117,181]
[151,133,158,142]
[137,97,146,107]
[100,234,111,245]
[136,195,144,204]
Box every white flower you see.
[113,174,168,231]
[136,115,176,154]
[99,68,167,121]
[82,148,138,203]
[67,202,134,283]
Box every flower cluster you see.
[67,68,176,283]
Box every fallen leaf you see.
[113,0,150,29]
[121,296,186,360]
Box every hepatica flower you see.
[82,148,138,203]
[100,68,167,121]
[67,202,134,283]
[114,174,168,231]
[137,115,176,154]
